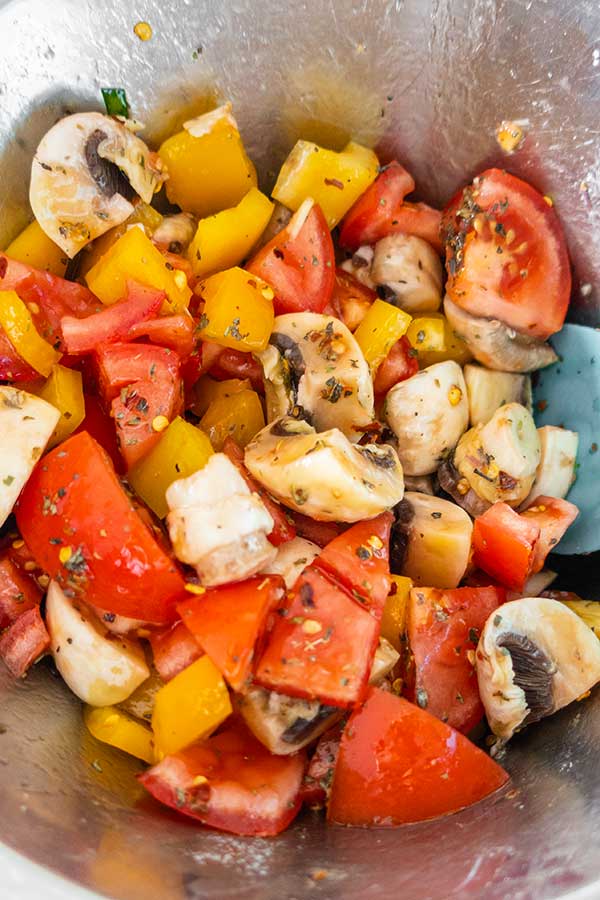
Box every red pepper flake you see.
[536,399,548,412]
[0,256,7,279]
[324,178,344,190]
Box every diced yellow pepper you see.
[128,416,213,518]
[559,599,600,637]
[152,655,232,757]
[192,375,251,418]
[80,203,163,277]
[197,267,274,352]
[272,140,379,229]
[159,104,257,217]
[200,389,265,451]
[417,312,473,368]
[84,705,156,764]
[380,575,413,653]
[0,290,61,377]
[406,317,446,353]
[5,220,67,276]
[85,226,191,312]
[353,299,412,373]
[188,188,274,278]
[36,364,85,448]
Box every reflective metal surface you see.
[0,0,600,898]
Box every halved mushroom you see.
[476,597,600,743]
[507,569,557,602]
[524,426,579,503]
[339,245,376,289]
[152,212,197,254]
[383,360,469,476]
[464,363,532,427]
[444,297,558,372]
[252,201,293,252]
[244,417,404,522]
[30,112,166,258]
[166,453,276,585]
[403,475,434,495]
[370,234,443,313]
[261,536,320,588]
[390,492,473,589]
[258,313,374,440]
[118,668,164,723]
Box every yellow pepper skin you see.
[152,655,232,757]
[0,290,61,377]
[380,575,413,653]
[80,203,163,278]
[200,389,265,451]
[37,364,85,448]
[84,705,156,764]
[353,298,412,372]
[417,312,473,368]
[192,375,251,418]
[197,267,274,352]
[128,416,213,518]
[85,226,191,312]
[188,188,274,278]
[5,220,67,276]
[406,316,446,353]
[159,104,257,217]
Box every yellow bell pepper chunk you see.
[192,375,251,418]
[406,317,446,353]
[380,575,413,653]
[85,226,191,312]
[84,705,156,764]
[200,389,265,451]
[273,140,379,229]
[188,188,274,278]
[159,104,257,217]
[36,364,85,448]
[0,290,61,377]
[417,312,473,368]
[128,416,213,518]
[559,599,600,637]
[80,203,163,278]
[152,655,232,757]
[353,299,412,373]
[4,220,67,276]
[197,267,274,353]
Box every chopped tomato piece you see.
[61,282,164,354]
[328,268,376,331]
[314,512,393,615]
[520,495,578,574]
[74,394,125,474]
[149,621,202,682]
[373,335,419,395]
[0,556,42,630]
[472,502,540,592]
[95,342,181,402]
[288,513,345,548]
[255,566,380,707]
[0,328,40,382]
[223,438,296,546]
[16,432,186,624]
[246,202,335,314]
[405,585,505,733]
[327,687,509,826]
[139,718,306,836]
[0,606,50,678]
[300,720,344,809]
[442,169,571,339]
[129,314,196,357]
[208,347,265,394]
[178,575,284,692]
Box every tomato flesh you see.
[373,335,419,395]
[520,495,578,574]
[149,621,202,682]
[0,606,50,678]
[0,556,42,630]
[471,502,540,592]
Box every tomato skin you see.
[0,328,40,381]
[149,621,202,682]
[288,513,345,548]
[139,719,306,836]
[246,203,335,314]
[327,687,509,827]
[178,575,285,692]
[300,720,344,809]
[373,335,419,395]
[15,432,186,625]
[129,314,196,357]
[0,606,50,678]
[208,347,265,394]
[328,268,376,331]
[471,502,540,592]
[442,169,571,339]
[61,282,164,354]
[0,556,43,630]
[406,586,505,733]
[74,394,125,474]
[520,495,578,573]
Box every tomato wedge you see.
[0,327,40,382]
[520,495,578,574]
[61,282,164,354]
[139,718,306,836]
[327,687,509,827]
[178,575,284,692]
[208,347,265,393]
[129,314,196,357]
[373,335,419,395]
[288,513,345,548]
[328,268,376,331]
[16,432,186,624]
[442,169,571,339]
[149,621,202,682]
[246,202,335,314]
[405,585,505,733]
[471,502,539,592]
[255,566,380,707]
[0,606,50,678]
[0,556,43,630]
[74,393,125,474]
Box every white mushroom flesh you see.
[403,475,434,495]
[166,453,276,586]
[384,360,468,476]
[464,363,532,426]
[339,245,376,289]
[30,112,165,257]
[507,569,557,602]
[370,233,443,313]
[525,426,579,503]
[476,597,600,743]
[252,201,292,252]
[244,417,404,522]
[152,212,197,253]
[261,536,320,588]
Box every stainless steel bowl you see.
[1,1,600,898]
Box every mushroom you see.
[118,668,165,723]
[463,364,532,427]
[403,475,434,495]
[383,360,469,476]
[370,234,443,313]
[524,426,579,504]
[476,597,600,744]
[252,201,293,251]
[339,244,376,289]
[390,492,473,589]
[258,313,374,440]
[244,417,404,522]
[261,536,320,588]
[30,112,166,258]
[166,453,277,586]
[444,297,558,372]
[152,212,197,254]
[506,569,557,602]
